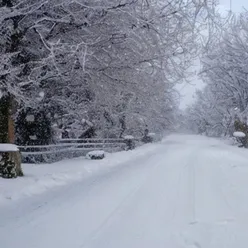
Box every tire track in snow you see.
[201,148,238,222]
[171,148,199,226]
[81,146,197,248]
[215,161,248,224]
[80,155,164,248]
[179,148,237,248]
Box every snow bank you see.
[0,142,162,205]
[233,131,246,138]
[0,144,19,152]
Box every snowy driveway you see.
[1,135,248,248]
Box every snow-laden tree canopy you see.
[186,12,248,137]
[0,0,218,139]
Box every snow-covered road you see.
[1,134,248,248]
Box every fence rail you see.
[57,138,127,143]
[18,138,133,164]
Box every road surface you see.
[1,134,248,248]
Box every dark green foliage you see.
[17,166,24,177]
[15,107,53,146]
[141,135,153,143]
[141,129,153,143]
[0,94,10,143]
[0,153,17,179]
[90,154,105,160]
[125,139,135,150]
[234,119,248,148]
[79,127,96,139]
[87,152,105,160]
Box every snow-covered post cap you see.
[233,131,246,138]
[0,144,19,152]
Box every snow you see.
[148,132,156,137]
[0,144,19,152]
[2,134,248,247]
[86,150,105,159]
[29,135,37,140]
[233,131,246,138]
[26,115,35,122]
[0,143,160,204]
[124,135,134,140]
[87,150,105,156]
[37,91,45,101]
[39,91,45,98]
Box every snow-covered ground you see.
[0,143,160,204]
[1,134,248,248]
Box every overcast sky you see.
[219,0,247,13]
[178,0,248,110]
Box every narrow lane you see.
[1,135,248,248]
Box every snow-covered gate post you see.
[0,93,23,177]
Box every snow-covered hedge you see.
[86,150,105,160]
[0,144,23,178]
[233,131,248,148]
[233,132,246,138]
[0,157,17,179]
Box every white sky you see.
[177,0,248,110]
[219,0,247,13]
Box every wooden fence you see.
[18,138,134,163]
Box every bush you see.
[234,120,248,148]
[124,135,135,150]
[0,153,17,179]
[86,150,105,160]
[141,135,153,143]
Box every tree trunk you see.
[8,96,16,143]
[0,95,23,177]
[119,115,126,138]
[0,94,16,143]
[8,116,15,143]
[0,95,10,143]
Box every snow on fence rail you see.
[18,138,131,163]
[57,138,127,143]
